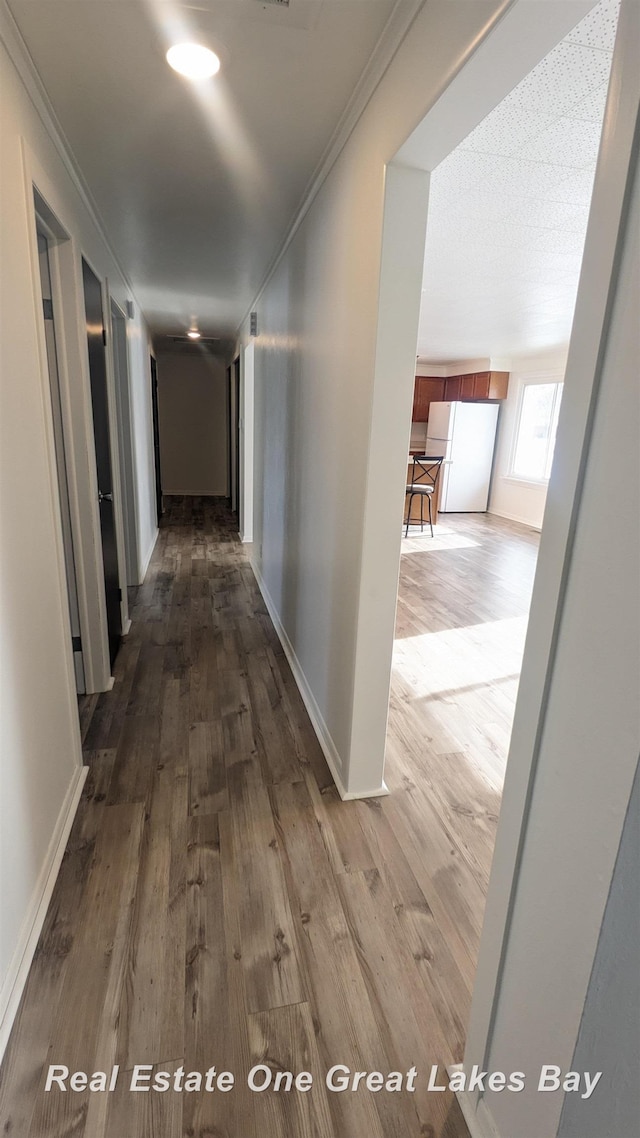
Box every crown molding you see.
[0,0,136,299]
[0,0,425,337]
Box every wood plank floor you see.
[0,499,537,1138]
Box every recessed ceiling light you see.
[166,43,220,80]
[187,329,201,339]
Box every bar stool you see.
[404,455,444,538]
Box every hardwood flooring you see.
[0,499,538,1138]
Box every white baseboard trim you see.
[122,618,132,636]
[487,507,542,531]
[341,780,389,801]
[138,527,159,584]
[0,763,88,1063]
[456,1094,500,1138]
[250,559,353,800]
[448,1066,500,1138]
[106,676,115,691]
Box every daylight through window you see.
[511,381,563,482]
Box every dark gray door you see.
[234,356,241,516]
[150,355,163,524]
[82,258,121,668]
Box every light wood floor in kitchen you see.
[0,499,538,1138]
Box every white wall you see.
[489,349,568,530]
[557,759,640,1138]
[241,0,514,795]
[156,352,228,497]
[0,16,156,1054]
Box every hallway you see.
[0,498,469,1138]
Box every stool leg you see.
[405,494,412,538]
[420,493,424,532]
[428,493,433,537]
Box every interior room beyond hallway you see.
[385,514,539,1049]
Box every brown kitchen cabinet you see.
[412,376,445,421]
[441,370,510,402]
[444,376,461,401]
[469,371,509,400]
[415,370,509,418]
[459,374,476,400]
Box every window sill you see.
[503,475,550,489]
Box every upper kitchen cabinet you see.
[443,370,509,401]
[412,376,445,421]
[444,376,461,402]
[470,370,509,400]
[460,374,476,400]
[412,371,509,421]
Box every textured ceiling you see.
[418,0,619,364]
[7,0,401,345]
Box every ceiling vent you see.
[255,0,290,6]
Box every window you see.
[511,381,563,482]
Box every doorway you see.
[228,357,241,515]
[150,354,163,526]
[234,356,241,516]
[110,300,139,585]
[82,258,122,668]
[239,341,255,543]
[36,218,85,693]
[356,1,627,1130]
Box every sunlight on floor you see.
[393,616,528,698]
[391,615,529,791]
[401,524,480,553]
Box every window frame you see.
[508,372,564,487]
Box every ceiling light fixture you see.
[166,43,220,80]
[187,329,201,339]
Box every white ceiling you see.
[7,0,403,348]
[417,0,619,364]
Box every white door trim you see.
[357,2,638,1135]
[462,7,640,1134]
[22,140,111,691]
[110,298,141,591]
[240,341,255,543]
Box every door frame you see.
[348,0,602,798]
[149,354,163,525]
[110,297,140,589]
[82,257,123,667]
[102,282,132,634]
[24,141,125,691]
[228,357,241,514]
[355,3,638,1137]
[226,363,233,503]
[234,356,241,517]
[35,211,86,694]
[239,341,255,543]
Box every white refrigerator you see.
[426,401,499,512]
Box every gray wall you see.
[156,352,228,497]
[558,759,640,1138]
